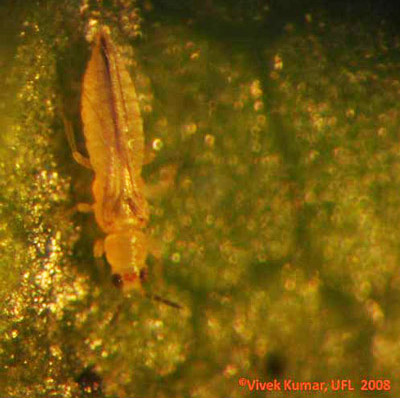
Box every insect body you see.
[79,27,149,291]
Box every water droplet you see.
[254,100,264,111]
[273,55,283,70]
[171,252,181,263]
[152,138,163,151]
[204,134,215,147]
[250,80,262,98]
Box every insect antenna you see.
[145,292,182,310]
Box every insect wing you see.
[81,29,148,228]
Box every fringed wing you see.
[81,28,148,231]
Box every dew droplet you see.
[152,138,163,151]
[171,252,181,263]
[204,134,215,147]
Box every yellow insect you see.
[65,27,151,292]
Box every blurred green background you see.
[1,0,400,396]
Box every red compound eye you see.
[111,274,123,289]
[140,268,148,283]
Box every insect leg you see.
[146,292,182,310]
[93,239,105,258]
[76,203,94,213]
[62,114,92,169]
